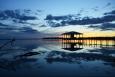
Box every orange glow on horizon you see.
[83,31,115,37]
[59,31,115,38]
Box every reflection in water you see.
[15,52,40,58]
[0,39,115,77]
[61,39,115,51]
[0,58,38,71]
[62,40,83,51]
[0,39,15,49]
[46,50,115,65]
[0,40,44,71]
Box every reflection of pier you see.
[62,40,83,51]
[61,39,115,51]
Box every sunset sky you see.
[0,0,115,38]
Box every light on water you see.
[0,39,115,77]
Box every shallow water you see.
[0,39,115,77]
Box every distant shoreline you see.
[43,36,115,40]
[0,38,42,40]
[0,36,115,40]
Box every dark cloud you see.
[46,20,63,27]
[0,9,44,39]
[45,10,115,30]
[39,25,47,27]
[20,27,38,33]
[18,15,37,21]
[0,23,9,27]
[102,3,112,9]
[0,22,38,33]
[45,14,74,21]
[68,15,115,25]
[0,9,38,21]
[104,10,115,15]
[92,6,99,11]
[88,23,115,30]
[0,9,40,34]
[0,27,38,33]
[105,3,111,7]
[37,10,42,12]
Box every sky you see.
[0,0,115,38]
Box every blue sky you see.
[0,0,115,37]
[1,0,115,16]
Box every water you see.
[0,39,115,77]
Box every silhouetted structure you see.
[62,31,83,39]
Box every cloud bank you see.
[45,10,115,31]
